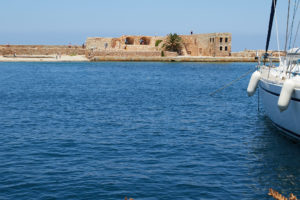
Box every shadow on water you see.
[249,113,300,198]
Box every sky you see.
[0,0,297,51]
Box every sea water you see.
[0,62,299,200]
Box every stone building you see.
[181,33,232,56]
[86,33,232,57]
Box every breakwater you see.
[91,56,279,62]
[0,45,281,62]
[0,45,86,56]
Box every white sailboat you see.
[247,0,300,141]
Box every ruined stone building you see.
[86,33,232,57]
[180,33,232,56]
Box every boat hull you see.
[259,79,300,141]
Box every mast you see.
[265,0,278,56]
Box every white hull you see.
[260,79,300,140]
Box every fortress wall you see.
[125,45,158,51]
[86,36,165,51]
[194,34,211,56]
[87,33,232,57]
[86,37,117,50]
[180,33,232,57]
[89,50,177,58]
[231,50,285,58]
[181,35,199,56]
[0,33,233,59]
[0,45,86,56]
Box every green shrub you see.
[161,51,165,57]
[155,40,163,47]
[163,33,182,54]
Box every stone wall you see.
[86,33,232,57]
[86,36,165,51]
[88,50,177,58]
[231,50,285,58]
[181,33,232,57]
[0,33,233,59]
[0,45,86,56]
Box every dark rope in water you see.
[258,86,260,112]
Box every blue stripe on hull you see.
[272,121,300,141]
[260,83,300,102]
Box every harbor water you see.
[0,62,299,200]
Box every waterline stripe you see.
[272,121,300,140]
[259,83,300,102]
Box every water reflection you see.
[250,115,300,198]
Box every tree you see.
[163,33,183,54]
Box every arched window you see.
[125,37,134,45]
[140,37,150,45]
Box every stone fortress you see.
[0,32,284,62]
[86,33,232,58]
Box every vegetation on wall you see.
[155,40,163,47]
[163,33,182,54]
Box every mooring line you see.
[209,68,255,96]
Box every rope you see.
[258,84,260,112]
[209,68,255,96]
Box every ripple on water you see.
[0,62,299,200]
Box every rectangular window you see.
[225,38,228,43]
[210,38,211,43]
[220,38,223,43]
[225,46,228,51]
[220,46,223,51]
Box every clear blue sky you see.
[0,0,295,51]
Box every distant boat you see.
[247,0,300,141]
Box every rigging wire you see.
[287,0,300,74]
[285,0,291,52]
[274,0,281,61]
[288,0,300,49]
[292,0,300,48]
[292,20,300,48]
